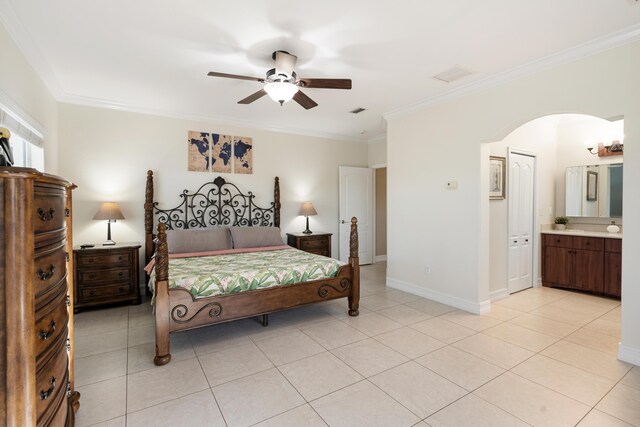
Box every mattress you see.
[148,247,345,299]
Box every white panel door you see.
[508,153,535,294]
[339,166,373,264]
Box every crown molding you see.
[384,23,640,120]
[0,0,65,100]
[60,93,368,143]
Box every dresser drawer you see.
[573,236,604,251]
[35,295,69,363]
[81,284,133,300]
[34,244,67,302]
[33,185,67,235]
[79,267,131,285]
[36,339,69,422]
[544,234,573,248]
[78,250,132,268]
[301,237,329,250]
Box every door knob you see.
[340,220,347,224]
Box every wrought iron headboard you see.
[144,170,281,266]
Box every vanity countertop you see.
[541,229,622,239]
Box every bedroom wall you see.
[488,116,559,297]
[385,41,640,364]
[57,103,368,264]
[0,23,59,173]
[368,137,387,166]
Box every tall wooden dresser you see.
[0,167,80,426]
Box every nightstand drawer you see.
[287,232,332,258]
[79,267,131,285]
[78,251,132,267]
[81,284,133,300]
[301,237,328,250]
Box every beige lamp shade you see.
[299,202,317,217]
[93,202,125,220]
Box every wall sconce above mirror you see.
[584,138,623,157]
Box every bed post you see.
[154,222,172,366]
[274,176,280,228]
[348,217,360,316]
[144,170,154,268]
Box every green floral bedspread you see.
[150,248,345,299]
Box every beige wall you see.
[57,103,368,261]
[368,138,387,166]
[0,24,59,173]
[375,167,387,257]
[386,42,640,364]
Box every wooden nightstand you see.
[73,242,141,312]
[287,232,332,257]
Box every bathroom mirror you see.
[565,163,623,218]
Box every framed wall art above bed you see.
[144,170,360,365]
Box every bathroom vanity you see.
[541,230,621,298]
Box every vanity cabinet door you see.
[573,249,604,293]
[543,246,572,287]
[604,252,622,298]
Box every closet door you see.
[508,153,535,294]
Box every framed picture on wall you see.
[587,170,598,201]
[489,156,506,200]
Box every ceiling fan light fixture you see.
[264,82,299,105]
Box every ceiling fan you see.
[207,50,351,110]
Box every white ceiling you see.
[2,0,640,141]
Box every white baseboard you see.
[387,277,491,315]
[618,343,640,366]
[489,288,509,302]
[374,255,387,262]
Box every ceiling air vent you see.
[432,66,473,83]
[350,107,366,114]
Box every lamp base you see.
[103,240,116,246]
[302,216,312,234]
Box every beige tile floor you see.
[73,262,639,427]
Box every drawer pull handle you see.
[87,258,95,263]
[38,321,56,341]
[556,239,561,243]
[89,274,96,279]
[89,290,95,296]
[118,256,123,261]
[36,264,55,281]
[37,208,55,221]
[40,377,56,400]
[119,272,123,276]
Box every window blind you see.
[0,106,44,148]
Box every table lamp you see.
[93,202,125,245]
[299,202,317,234]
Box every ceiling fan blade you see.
[273,50,297,77]
[298,78,352,89]
[207,71,264,82]
[238,89,267,104]
[293,90,318,110]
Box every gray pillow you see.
[165,227,232,254]
[229,226,284,249]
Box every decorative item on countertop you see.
[554,216,569,231]
[0,127,14,166]
[93,201,125,245]
[299,201,318,234]
[607,220,620,234]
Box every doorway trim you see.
[371,163,387,263]
[507,147,539,294]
